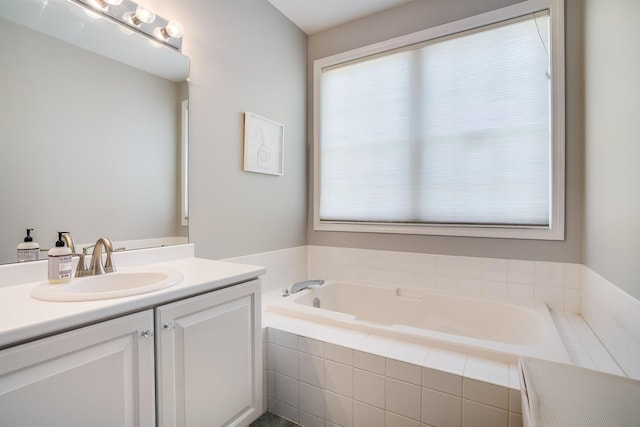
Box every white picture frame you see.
[243,112,284,176]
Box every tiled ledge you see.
[551,311,623,375]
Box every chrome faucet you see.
[288,279,325,295]
[88,237,116,276]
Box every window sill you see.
[314,221,565,241]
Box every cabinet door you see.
[0,310,156,427]
[156,279,262,427]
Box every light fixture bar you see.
[72,0,183,50]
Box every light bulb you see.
[87,0,122,11]
[153,20,184,41]
[134,5,156,24]
[123,4,156,27]
[164,20,184,39]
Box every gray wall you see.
[307,0,585,263]
[583,0,640,300]
[150,0,308,260]
[0,17,184,263]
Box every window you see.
[313,0,564,240]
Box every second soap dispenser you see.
[48,232,72,284]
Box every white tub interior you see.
[268,281,571,364]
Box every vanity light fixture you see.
[72,0,183,50]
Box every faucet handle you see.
[104,252,116,273]
[103,242,124,274]
[72,250,89,277]
[104,237,125,273]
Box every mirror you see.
[0,0,189,265]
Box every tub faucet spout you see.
[289,279,325,294]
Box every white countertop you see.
[0,247,265,348]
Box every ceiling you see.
[266,0,414,34]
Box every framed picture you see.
[243,112,284,176]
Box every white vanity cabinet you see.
[155,279,262,427]
[0,310,156,427]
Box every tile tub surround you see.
[263,326,524,427]
[227,245,581,312]
[307,246,582,314]
[232,246,636,380]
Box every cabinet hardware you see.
[140,329,154,338]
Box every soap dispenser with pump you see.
[17,228,40,262]
[48,232,72,284]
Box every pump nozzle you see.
[56,231,69,247]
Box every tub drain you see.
[313,297,321,308]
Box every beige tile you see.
[435,255,458,277]
[422,388,462,427]
[386,378,422,421]
[463,378,508,410]
[509,388,522,415]
[268,398,299,424]
[299,336,324,357]
[325,390,353,427]
[354,401,385,427]
[274,329,299,350]
[509,412,523,427]
[507,260,535,285]
[299,382,324,418]
[325,342,354,365]
[267,343,277,372]
[459,257,483,280]
[534,261,564,287]
[386,411,421,427]
[325,360,353,397]
[482,258,508,282]
[355,350,386,375]
[387,358,423,385]
[299,352,324,388]
[422,367,462,397]
[299,411,323,427]
[354,368,386,409]
[276,346,299,379]
[275,373,299,408]
[462,400,508,427]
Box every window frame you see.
[312,0,565,240]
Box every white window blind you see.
[319,12,552,228]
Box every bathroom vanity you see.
[0,245,265,427]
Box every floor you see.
[251,412,301,427]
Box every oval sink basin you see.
[31,266,184,302]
